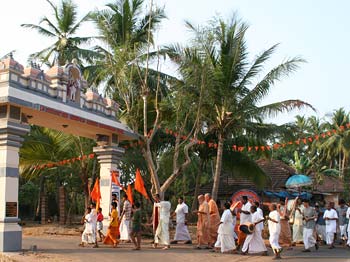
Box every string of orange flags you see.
[33,153,95,170]
[122,123,350,152]
[34,123,350,170]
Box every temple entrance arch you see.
[0,54,136,252]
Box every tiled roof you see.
[256,159,295,191]
[196,159,296,198]
[313,175,344,193]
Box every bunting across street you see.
[33,123,350,171]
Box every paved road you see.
[8,235,350,262]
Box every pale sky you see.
[1,0,349,124]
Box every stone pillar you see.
[93,146,124,233]
[59,186,66,225]
[0,120,29,251]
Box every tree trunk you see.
[160,137,196,194]
[35,175,45,220]
[212,132,224,201]
[56,174,60,220]
[82,171,90,209]
[192,159,204,211]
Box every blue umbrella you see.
[285,174,312,189]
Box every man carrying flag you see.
[90,179,101,248]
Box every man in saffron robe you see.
[277,198,292,248]
[195,195,210,249]
[103,202,119,248]
[205,193,220,246]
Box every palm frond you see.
[20,24,56,38]
[239,57,306,109]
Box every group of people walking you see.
[80,194,142,250]
[79,192,350,260]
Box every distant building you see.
[195,159,344,205]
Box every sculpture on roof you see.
[65,59,81,102]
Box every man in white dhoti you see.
[301,199,318,252]
[237,196,252,250]
[323,202,338,249]
[336,199,348,243]
[292,198,304,245]
[90,203,98,248]
[315,202,327,244]
[171,197,192,244]
[214,202,236,253]
[154,195,171,250]
[267,203,282,260]
[80,207,93,247]
[119,194,132,242]
[346,204,350,247]
[241,205,267,255]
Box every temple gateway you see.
[0,54,137,252]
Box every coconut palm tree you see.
[180,17,314,200]
[21,0,93,66]
[86,0,167,125]
[319,108,350,177]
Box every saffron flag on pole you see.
[111,170,125,191]
[90,178,101,210]
[126,184,134,205]
[134,168,149,199]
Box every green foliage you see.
[21,0,95,66]
[19,181,39,218]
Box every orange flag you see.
[111,170,126,191]
[90,178,101,210]
[134,168,149,199]
[111,171,123,188]
[126,184,134,205]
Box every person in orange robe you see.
[103,202,119,248]
[195,195,210,249]
[205,193,220,246]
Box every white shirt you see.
[84,213,93,233]
[240,201,252,224]
[175,202,188,224]
[268,210,280,234]
[252,210,264,231]
[346,207,350,231]
[294,205,304,226]
[156,201,171,220]
[218,209,234,235]
[90,208,97,229]
[323,209,338,233]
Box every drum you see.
[239,222,255,234]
